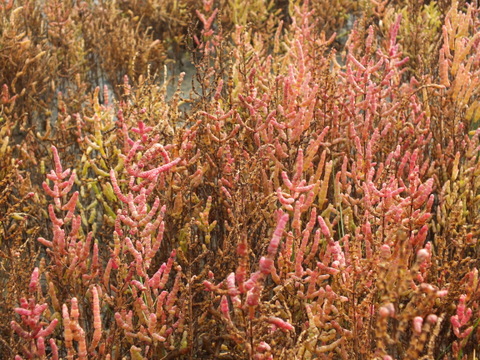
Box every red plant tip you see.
[131,280,146,291]
[226,273,239,296]
[379,244,391,259]
[413,316,423,334]
[37,337,46,357]
[379,306,390,318]
[70,298,79,319]
[259,257,274,275]
[37,318,58,338]
[246,289,260,307]
[203,280,217,291]
[268,317,294,331]
[219,295,230,316]
[29,267,39,293]
[427,314,438,324]
[420,283,435,292]
[379,303,395,318]
[256,341,272,352]
[236,242,248,256]
[50,146,63,176]
[14,308,31,317]
[465,233,477,245]
[49,339,59,360]
[416,249,429,263]
[317,215,331,238]
[436,290,448,297]
[267,213,289,256]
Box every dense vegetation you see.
[1,0,480,358]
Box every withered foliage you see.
[2,0,480,359]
